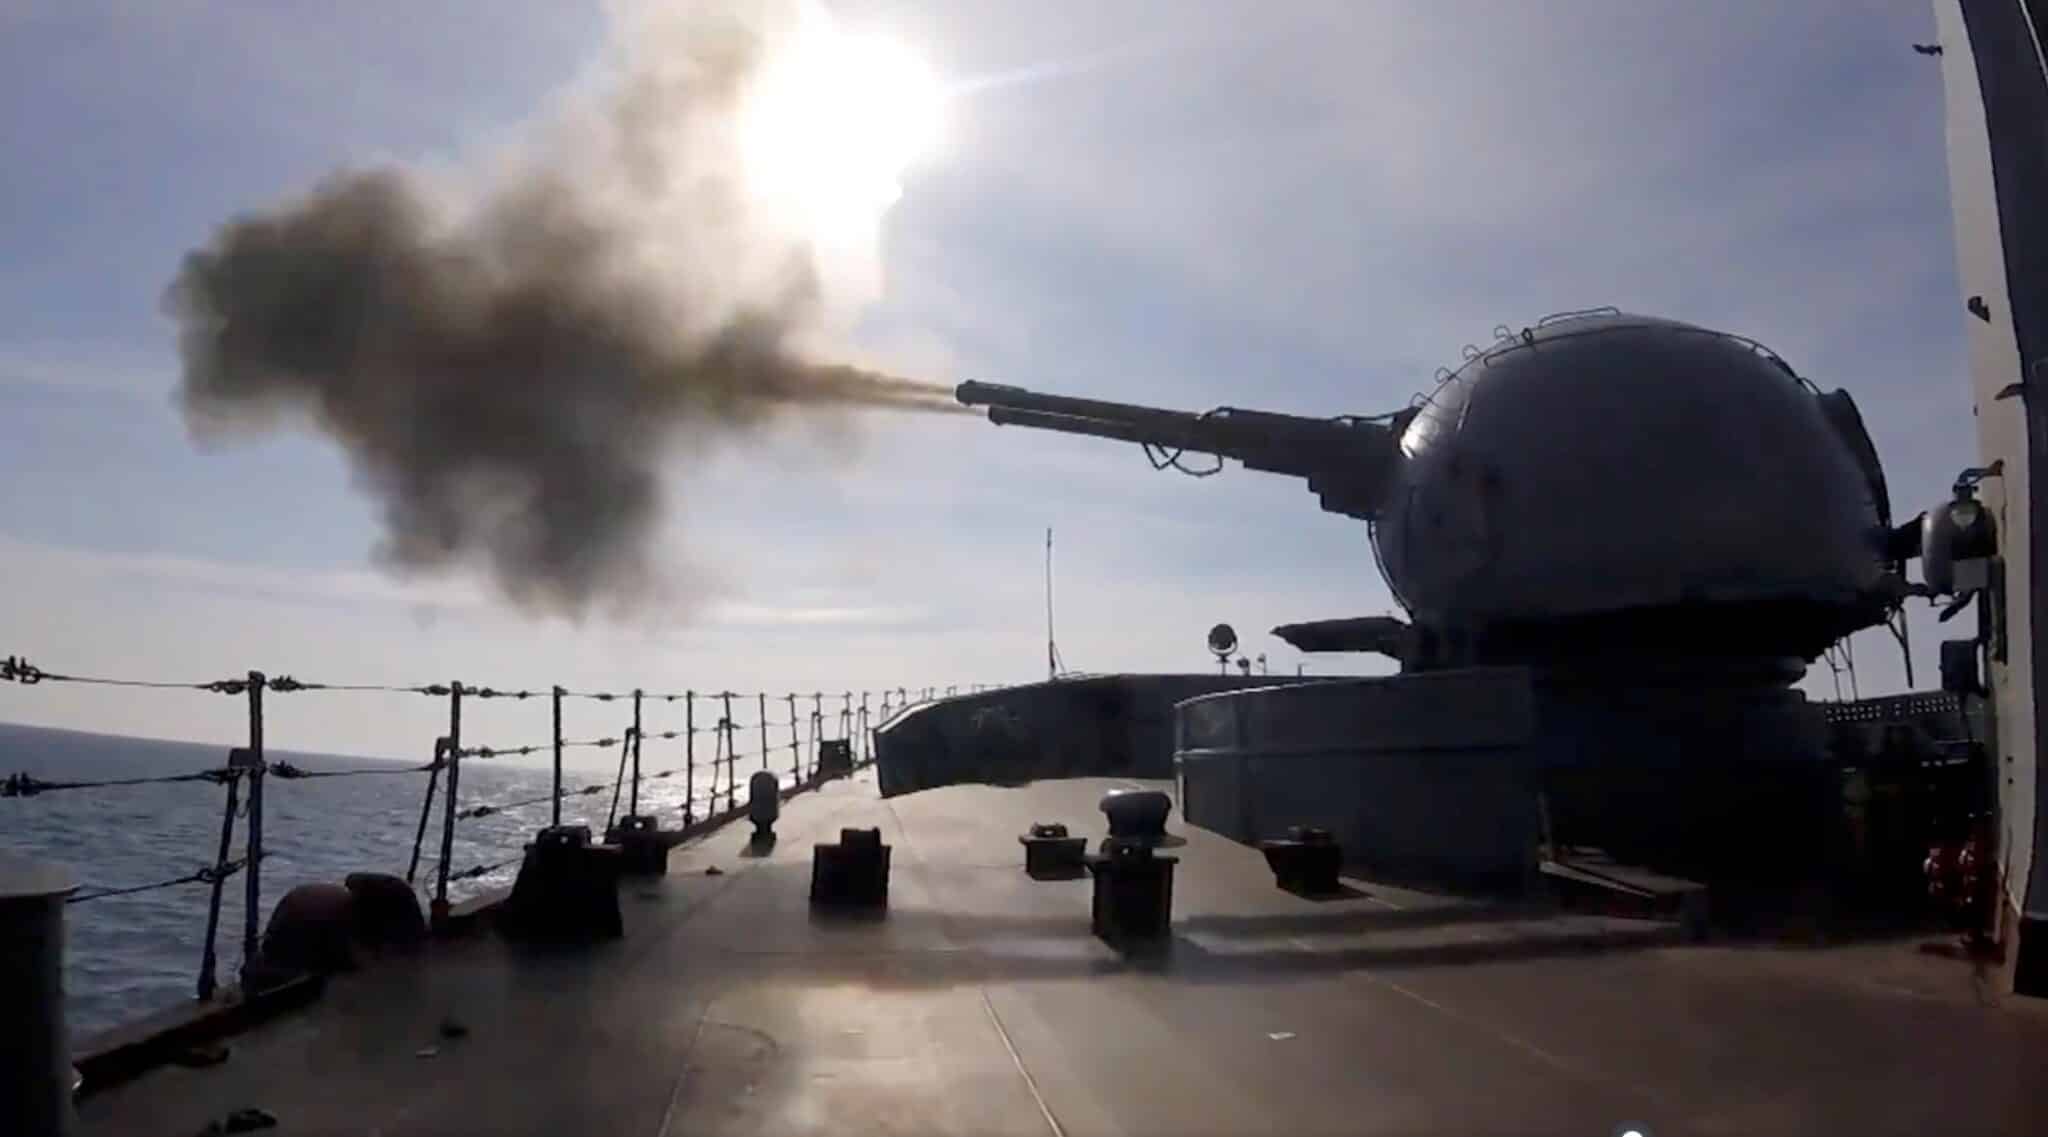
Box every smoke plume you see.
[164,0,957,618]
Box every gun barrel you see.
[986,407,1212,452]
[956,379,1405,518]
[957,381,1206,433]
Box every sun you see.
[738,9,943,251]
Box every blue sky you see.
[0,1,1978,762]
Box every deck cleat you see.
[810,827,891,909]
[606,814,671,876]
[1259,826,1344,896]
[1020,822,1087,879]
[500,824,623,941]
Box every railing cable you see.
[458,784,608,821]
[68,857,249,906]
[3,768,233,796]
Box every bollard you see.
[1,854,76,1136]
[816,739,854,781]
[1087,841,1177,950]
[748,770,781,842]
[1099,789,1173,844]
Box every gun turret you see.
[957,311,1903,671]
[954,381,1409,520]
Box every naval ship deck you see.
[76,773,2048,1137]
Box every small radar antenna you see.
[1207,623,1239,675]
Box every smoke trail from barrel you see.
[163,0,956,618]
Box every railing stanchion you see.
[433,681,463,923]
[721,691,737,810]
[859,692,871,765]
[788,693,800,784]
[629,689,643,819]
[552,686,565,828]
[684,691,696,824]
[407,738,447,884]
[810,692,823,780]
[196,767,242,1000]
[758,692,770,777]
[242,670,265,975]
[605,723,632,835]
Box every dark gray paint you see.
[1954,0,2048,925]
[1374,314,1888,641]
[872,674,1306,797]
[966,310,1895,669]
[0,854,75,1137]
[1175,668,1837,885]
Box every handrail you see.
[2,650,988,1002]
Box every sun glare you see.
[739,11,942,250]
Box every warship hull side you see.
[1934,0,2048,991]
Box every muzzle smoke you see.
[164,0,957,617]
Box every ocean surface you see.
[0,720,746,1040]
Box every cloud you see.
[0,532,487,611]
[912,1,1948,383]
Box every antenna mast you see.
[1045,527,1063,680]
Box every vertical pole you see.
[859,692,871,764]
[787,693,800,783]
[729,692,745,811]
[1046,527,1057,680]
[684,691,696,824]
[242,671,265,973]
[605,724,631,834]
[811,692,823,779]
[434,682,463,921]
[407,739,445,884]
[629,689,643,819]
[758,692,770,776]
[197,769,242,1000]
[1897,608,1915,689]
[551,686,564,829]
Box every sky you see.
[0,0,1982,765]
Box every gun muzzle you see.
[956,381,1024,407]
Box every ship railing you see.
[0,654,990,1001]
